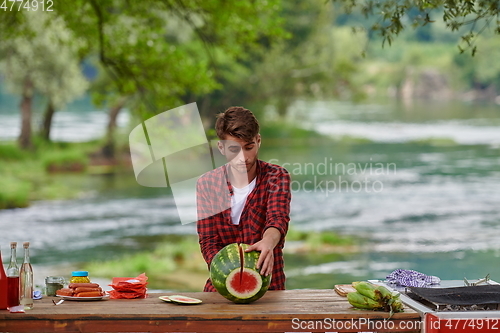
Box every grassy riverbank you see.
[0,138,129,209]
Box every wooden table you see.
[0,289,422,332]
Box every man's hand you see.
[245,227,281,276]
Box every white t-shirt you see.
[230,177,257,225]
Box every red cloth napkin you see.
[109,273,148,299]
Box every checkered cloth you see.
[386,269,441,287]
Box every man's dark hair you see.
[215,106,260,141]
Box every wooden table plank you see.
[0,290,423,332]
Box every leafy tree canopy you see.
[0,0,287,120]
[0,11,88,109]
[332,0,500,54]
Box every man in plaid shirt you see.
[197,106,291,291]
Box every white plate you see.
[56,294,110,301]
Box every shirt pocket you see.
[246,204,267,235]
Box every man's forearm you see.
[263,227,281,249]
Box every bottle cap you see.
[71,271,89,277]
[10,242,17,248]
[23,242,29,248]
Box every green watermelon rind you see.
[210,243,271,304]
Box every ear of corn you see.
[353,281,379,300]
[347,282,405,314]
[375,285,393,301]
[389,297,404,313]
[347,291,384,310]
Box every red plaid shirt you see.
[197,159,291,291]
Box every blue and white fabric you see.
[386,269,440,288]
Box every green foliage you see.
[196,0,368,122]
[0,140,104,208]
[0,176,30,209]
[353,31,500,95]
[409,137,457,146]
[53,0,287,121]
[41,149,89,172]
[0,11,88,108]
[332,0,500,54]
[1,0,288,150]
[358,41,461,95]
[1,0,497,151]
[0,143,27,160]
[336,135,373,145]
[452,33,500,89]
[287,227,357,247]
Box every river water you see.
[281,100,500,288]
[1,96,499,290]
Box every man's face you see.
[218,134,261,175]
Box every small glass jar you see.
[45,276,65,296]
[70,271,91,283]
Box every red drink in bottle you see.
[0,247,8,309]
[7,276,19,308]
[6,242,20,308]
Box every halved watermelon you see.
[210,243,271,304]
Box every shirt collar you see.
[223,160,261,194]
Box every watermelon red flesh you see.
[168,295,202,304]
[210,243,271,304]
[172,296,195,302]
[230,271,258,294]
[226,268,262,299]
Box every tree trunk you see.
[199,94,213,128]
[102,97,127,158]
[276,97,290,118]
[40,99,55,141]
[18,77,34,150]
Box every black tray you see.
[408,285,500,305]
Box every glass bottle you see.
[19,242,33,310]
[0,246,8,310]
[7,242,20,308]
